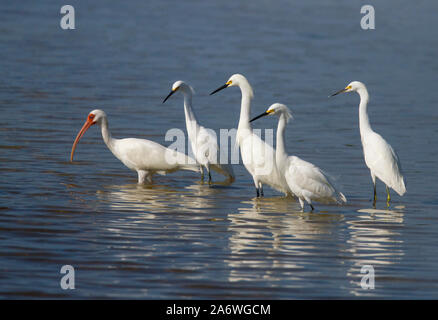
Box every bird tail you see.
[337,192,347,204]
[169,151,201,173]
[323,171,347,204]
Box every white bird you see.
[331,81,406,206]
[163,81,235,183]
[250,103,347,211]
[70,109,199,184]
[210,74,290,197]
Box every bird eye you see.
[88,114,95,121]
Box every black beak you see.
[250,111,270,123]
[210,83,229,95]
[163,90,176,103]
[330,88,347,97]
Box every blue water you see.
[1,0,438,298]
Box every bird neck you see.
[100,117,115,151]
[357,87,373,137]
[183,92,199,135]
[276,114,289,167]
[237,83,254,132]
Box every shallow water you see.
[1,0,438,299]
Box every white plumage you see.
[210,74,290,197]
[250,103,346,211]
[362,130,406,196]
[70,109,199,184]
[163,81,235,183]
[285,156,347,208]
[331,81,406,205]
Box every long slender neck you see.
[182,91,199,141]
[357,87,373,137]
[237,83,253,131]
[100,117,115,152]
[183,92,198,124]
[276,114,288,167]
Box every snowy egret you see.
[210,74,290,197]
[250,103,347,211]
[70,109,199,184]
[331,81,406,206]
[163,81,235,183]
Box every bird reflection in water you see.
[346,205,405,296]
[226,197,344,283]
[97,181,229,214]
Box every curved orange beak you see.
[70,117,95,162]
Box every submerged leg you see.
[253,178,261,198]
[298,198,305,212]
[371,173,377,207]
[386,186,391,206]
[137,170,151,184]
[305,197,314,212]
[200,166,204,182]
[203,164,212,185]
[258,182,264,197]
[373,184,377,207]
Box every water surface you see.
[1,0,438,299]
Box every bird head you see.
[210,73,253,98]
[163,80,195,103]
[250,103,293,123]
[331,81,366,96]
[70,109,106,162]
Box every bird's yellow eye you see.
[346,85,352,90]
[226,80,232,85]
[173,87,179,92]
[266,109,274,114]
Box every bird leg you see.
[373,183,377,208]
[386,186,391,207]
[253,179,261,198]
[137,170,151,184]
[208,169,212,185]
[310,204,315,212]
[258,182,264,197]
[200,166,204,182]
[298,198,305,212]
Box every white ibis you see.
[70,109,199,184]
[163,80,235,183]
[210,74,290,197]
[250,103,347,211]
[331,81,406,206]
